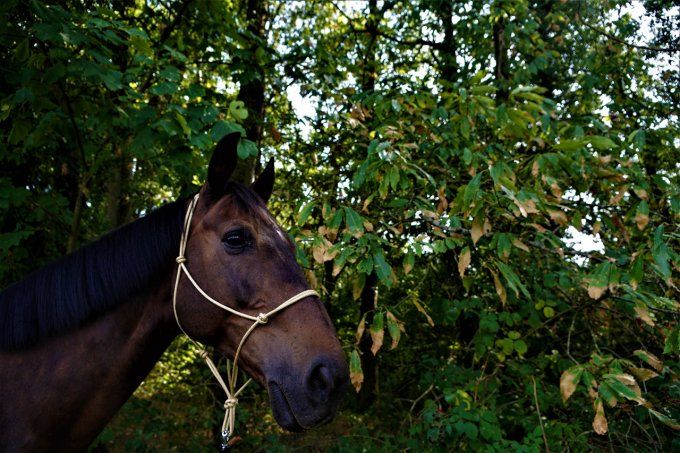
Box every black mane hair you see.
[0,199,187,351]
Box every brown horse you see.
[0,132,348,451]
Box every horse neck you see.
[0,274,179,451]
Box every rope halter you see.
[172,193,318,448]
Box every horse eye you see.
[222,228,251,251]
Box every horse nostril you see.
[307,362,334,404]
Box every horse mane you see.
[0,182,269,352]
[0,199,187,352]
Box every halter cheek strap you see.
[172,193,318,447]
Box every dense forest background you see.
[1,0,678,450]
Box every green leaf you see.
[463,173,482,206]
[159,66,181,82]
[210,121,245,141]
[496,261,530,299]
[629,256,644,288]
[328,209,344,230]
[388,166,400,190]
[370,312,384,333]
[386,312,401,349]
[496,233,512,260]
[664,326,680,354]
[598,381,618,407]
[229,100,248,121]
[460,116,471,138]
[357,256,373,274]
[174,112,191,136]
[648,409,680,430]
[496,338,514,355]
[603,377,638,401]
[651,226,671,281]
[297,202,316,225]
[553,139,585,152]
[237,139,258,159]
[514,339,527,355]
[588,135,617,150]
[403,252,415,274]
[149,81,177,95]
[373,250,393,285]
[343,207,363,233]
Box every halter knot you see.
[256,313,268,324]
[224,398,238,409]
[176,256,187,264]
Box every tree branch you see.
[577,0,679,53]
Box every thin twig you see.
[566,313,578,365]
[587,320,603,354]
[577,0,679,53]
[409,383,434,413]
[532,376,550,453]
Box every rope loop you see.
[224,398,238,409]
[176,256,187,264]
[256,313,268,324]
[198,349,209,359]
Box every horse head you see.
[172,132,348,432]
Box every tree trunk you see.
[438,0,457,85]
[358,272,378,410]
[233,0,268,184]
[493,7,509,101]
[105,146,132,228]
[67,188,84,254]
[356,0,380,411]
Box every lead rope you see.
[172,193,318,450]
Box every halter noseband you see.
[172,193,318,448]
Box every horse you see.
[0,132,349,451]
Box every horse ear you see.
[207,132,240,195]
[251,158,275,203]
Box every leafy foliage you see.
[1,0,678,450]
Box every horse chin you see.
[267,382,306,432]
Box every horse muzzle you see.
[267,354,349,431]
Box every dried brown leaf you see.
[491,269,507,305]
[633,187,648,200]
[512,239,530,253]
[370,328,384,356]
[548,209,569,226]
[560,368,581,403]
[413,300,434,327]
[628,367,659,382]
[635,212,649,230]
[587,284,606,300]
[458,247,471,278]
[355,315,366,345]
[634,350,664,372]
[593,399,608,435]
[634,306,655,326]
